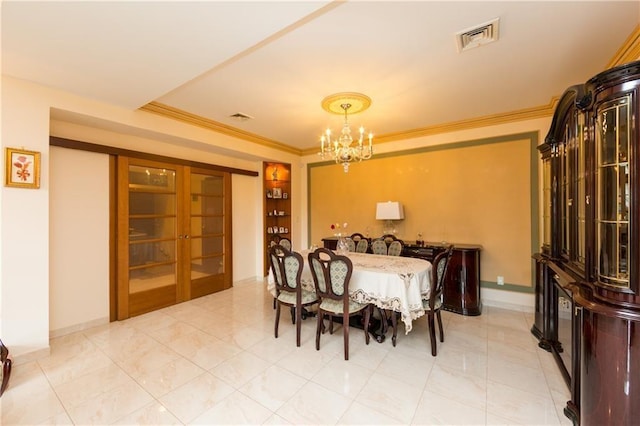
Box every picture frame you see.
[283,192,288,199]
[272,187,282,199]
[5,148,40,189]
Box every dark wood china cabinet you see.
[531,60,640,425]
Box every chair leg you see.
[428,313,437,356]
[390,310,398,347]
[379,307,389,335]
[273,297,276,309]
[296,304,302,347]
[436,310,444,342]
[290,307,295,324]
[274,302,281,339]
[363,306,371,345]
[343,312,350,360]
[329,317,334,334]
[316,311,323,351]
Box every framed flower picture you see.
[5,148,41,189]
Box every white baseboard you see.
[49,316,109,339]
[234,276,264,286]
[482,287,535,313]
[11,346,51,366]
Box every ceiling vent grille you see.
[455,18,500,53]
[229,112,253,122]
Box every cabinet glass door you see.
[596,94,631,288]
[576,112,586,265]
[542,156,552,251]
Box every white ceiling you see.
[3,1,639,153]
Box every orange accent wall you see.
[309,136,533,288]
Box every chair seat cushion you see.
[320,298,369,315]
[422,298,443,310]
[278,289,318,305]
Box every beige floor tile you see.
[133,357,205,398]
[486,380,560,425]
[354,371,423,423]
[238,364,306,412]
[276,381,352,424]
[338,401,405,425]
[2,280,574,426]
[311,357,373,399]
[66,380,154,425]
[412,389,487,425]
[111,401,182,425]
[210,350,272,388]
[158,372,235,424]
[425,364,487,411]
[190,391,273,425]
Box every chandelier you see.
[318,92,373,172]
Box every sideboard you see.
[321,237,482,316]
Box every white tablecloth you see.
[267,250,432,334]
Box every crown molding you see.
[139,102,303,156]
[607,24,640,68]
[301,99,557,156]
[142,98,557,159]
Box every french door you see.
[117,157,231,319]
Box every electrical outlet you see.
[497,276,504,285]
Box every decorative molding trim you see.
[607,24,640,68]
[302,99,556,156]
[140,102,303,156]
[140,99,556,159]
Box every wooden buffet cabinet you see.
[402,243,482,316]
[322,237,482,316]
[531,61,640,425]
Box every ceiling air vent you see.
[455,17,500,53]
[229,112,253,122]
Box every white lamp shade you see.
[376,201,404,220]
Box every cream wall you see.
[1,76,300,360]
[49,147,110,336]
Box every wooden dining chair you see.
[279,237,292,251]
[0,339,11,397]
[423,245,454,356]
[355,239,369,253]
[345,237,356,252]
[308,248,372,360]
[350,232,366,242]
[371,239,388,255]
[270,245,318,347]
[388,240,403,256]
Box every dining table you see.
[267,249,433,339]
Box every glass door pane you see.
[127,163,179,315]
[188,171,229,298]
[596,95,631,288]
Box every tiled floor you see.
[1,280,572,425]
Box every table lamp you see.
[376,201,404,235]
